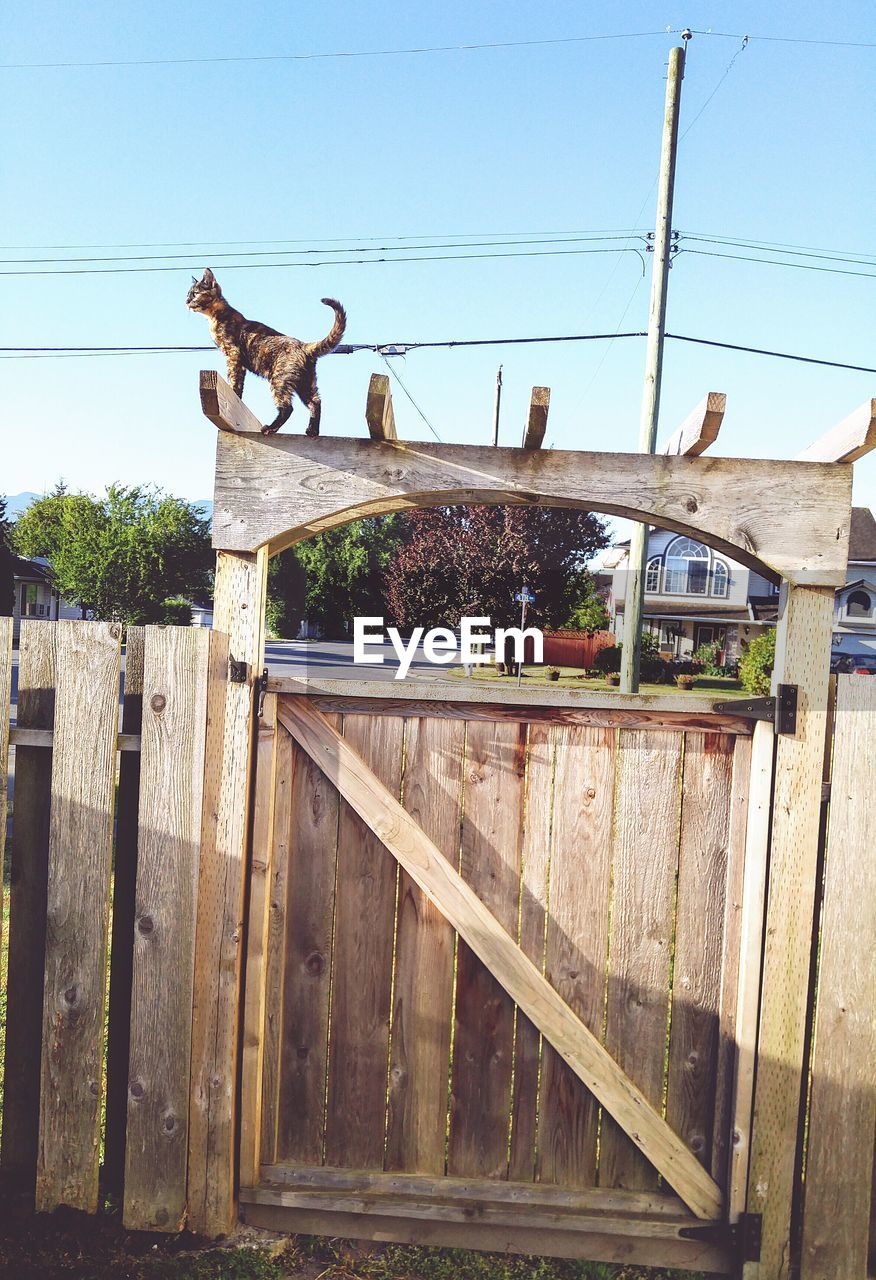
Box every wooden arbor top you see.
[201,370,868,587]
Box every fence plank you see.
[449,719,526,1179]
[386,716,465,1174]
[240,692,278,1189]
[260,724,294,1165]
[0,615,10,955]
[276,717,341,1164]
[800,676,876,1280]
[666,733,735,1175]
[509,723,554,1181]
[104,625,145,1200]
[538,726,616,1188]
[601,729,682,1192]
[123,626,211,1230]
[1,622,56,1182]
[323,714,404,1168]
[36,620,122,1213]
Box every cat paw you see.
[261,424,281,436]
[305,423,320,438]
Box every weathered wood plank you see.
[365,373,397,441]
[323,714,404,1169]
[449,719,525,1179]
[188,547,268,1236]
[0,615,12,965]
[200,369,265,434]
[36,620,122,1213]
[521,386,550,449]
[1,621,56,1182]
[666,733,735,1176]
[8,727,140,750]
[508,723,554,1181]
[213,430,851,586]
[104,626,145,1201]
[744,585,835,1279]
[123,626,211,1230]
[275,715,341,1164]
[385,716,465,1174]
[796,398,876,464]
[800,676,876,1280]
[538,726,616,1188]
[601,729,682,1192]
[240,693,278,1189]
[277,697,723,1219]
[659,392,726,456]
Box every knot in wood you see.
[110,624,122,640]
[63,984,79,1008]
[89,1080,99,1096]
[304,950,325,976]
[130,1080,145,1100]
[150,694,166,714]
[137,915,155,936]
[685,496,699,514]
[163,1113,178,1135]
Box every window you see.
[664,537,709,595]
[712,560,729,598]
[847,590,873,619]
[645,556,661,593]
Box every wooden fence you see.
[0,616,873,1277]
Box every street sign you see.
[515,588,536,604]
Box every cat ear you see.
[201,267,215,285]
[191,275,198,284]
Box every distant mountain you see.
[2,491,213,525]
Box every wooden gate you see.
[239,682,773,1274]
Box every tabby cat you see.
[186,268,346,436]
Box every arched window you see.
[847,590,872,618]
[645,556,661,593]
[664,536,709,595]
[712,560,729,598]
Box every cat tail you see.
[306,298,347,357]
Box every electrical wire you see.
[685,29,876,49]
[379,353,442,442]
[680,247,876,279]
[0,228,650,251]
[665,333,876,374]
[680,36,748,140]
[680,234,876,267]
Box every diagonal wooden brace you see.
[276,695,724,1222]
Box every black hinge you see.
[713,683,798,735]
[738,1212,763,1263]
[229,657,249,684]
[679,1213,761,1263]
[256,668,269,718]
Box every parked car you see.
[831,652,876,675]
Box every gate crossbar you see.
[276,695,724,1222]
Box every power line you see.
[379,354,442,442]
[681,247,876,279]
[681,234,876,268]
[665,333,876,374]
[686,29,876,49]
[0,30,670,70]
[0,228,649,251]
[680,36,748,140]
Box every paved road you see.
[265,638,451,683]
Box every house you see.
[12,557,82,642]
[606,506,876,666]
[606,530,780,664]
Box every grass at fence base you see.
[447,665,744,695]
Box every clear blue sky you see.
[3,1,875,524]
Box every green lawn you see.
[444,664,745,696]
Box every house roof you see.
[849,507,876,562]
[12,556,52,583]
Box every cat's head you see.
[186,267,221,312]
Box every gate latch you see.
[229,657,249,684]
[257,668,270,719]
[713,683,798,735]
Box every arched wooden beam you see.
[211,431,850,585]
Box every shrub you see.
[739,628,776,695]
[595,644,621,673]
[693,641,724,676]
[156,596,192,626]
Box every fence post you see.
[799,675,876,1279]
[743,585,834,1280]
[187,547,268,1236]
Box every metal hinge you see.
[679,1212,761,1263]
[256,668,269,718]
[229,657,249,684]
[713,683,798,735]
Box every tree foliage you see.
[385,506,610,633]
[739,627,776,695]
[0,498,14,617]
[267,516,404,639]
[12,484,212,625]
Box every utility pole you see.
[492,365,503,446]
[619,40,687,694]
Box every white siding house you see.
[12,557,82,642]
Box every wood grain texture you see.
[36,620,122,1213]
[124,626,211,1231]
[385,716,465,1174]
[659,392,726,456]
[601,729,682,1193]
[744,585,834,1280]
[1,621,56,1181]
[323,714,404,1169]
[365,373,397,441]
[277,697,723,1219]
[449,719,525,1179]
[200,369,264,434]
[213,429,851,585]
[726,724,774,1223]
[188,547,268,1236]
[800,676,876,1280]
[796,397,876,463]
[104,626,145,1201]
[240,693,278,1189]
[521,386,550,449]
[538,726,616,1188]
[508,723,554,1181]
[665,733,734,1176]
[275,716,341,1164]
